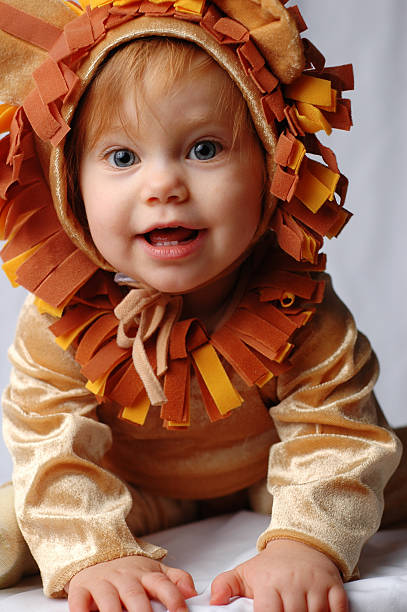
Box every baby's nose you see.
[142,166,188,205]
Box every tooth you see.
[155,241,180,246]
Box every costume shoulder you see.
[279,272,371,388]
[10,294,86,389]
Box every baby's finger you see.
[252,587,283,612]
[68,584,95,612]
[328,584,349,612]
[277,591,307,612]
[164,566,197,598]
[306,589,329,612]
[141,571,189,612]
[84,580,123,612]
[210,569,247,605]
[114,577,154,612]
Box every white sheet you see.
[1,511,407,611]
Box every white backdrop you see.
[0,0,406,482]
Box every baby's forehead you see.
[105,67,236,125]
[76,40,250,153]
[94,90,235,147]
[133,56,234,104]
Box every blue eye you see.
[108,149,138,168]
[188,140,221,161]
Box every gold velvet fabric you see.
[2,275,401,597]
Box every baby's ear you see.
[0,0,75,105]
[213,0,305,83]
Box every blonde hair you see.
[65,37,262,224]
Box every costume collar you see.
[47,235,326,429]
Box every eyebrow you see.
[89,103,233,151]
[90,127,136,149]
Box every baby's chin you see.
[142,277,208,296]
[115,269,208,295]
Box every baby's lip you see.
[137,226,207,260]
[140,222,202,234]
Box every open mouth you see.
[144,227,199,246]
[139,226,206,260]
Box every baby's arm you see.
[211,539,347,612]
[210,278,401,611]
[66,556,196,612]
[2,297,166,597]
[254,278,401,582]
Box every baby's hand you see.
[210,539,348,612]
[66,555,197,612]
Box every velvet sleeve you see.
[2,295,166,598]
[257,276,402,580]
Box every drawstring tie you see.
[114,277,182,406]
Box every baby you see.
[0,1,401,612]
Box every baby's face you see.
[80,62,265,295]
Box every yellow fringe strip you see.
[275,342,293,363]
[256,371,274,388]
[55,311,109,350]
[35,297,64,318]
[284,75,339,135]
[174,0,205,15]
[301,310,314,326]
[192,343,242,415]
[318,89,337,113]
[62,1,85,14]
[296,160,340,213]
[0,104,18,134]
[285,75,334,108]
[296,166,331,213]
[166,418,191,428]
[2,243,43,287]
[294,102,332,135]
[301,233,318,262]
[89,0,111,7]
[34,287,81,318]
[121,393,150,426]
[86,374,108,396]
[307,159,339,201]
[287,139,306,173]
